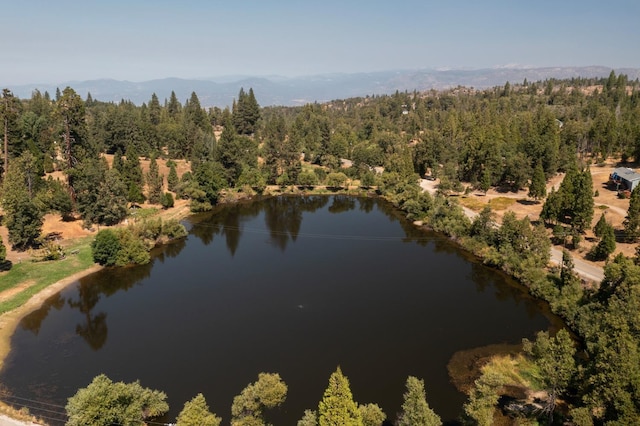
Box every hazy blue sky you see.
[2,0,639,85]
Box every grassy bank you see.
[0,238,94,315]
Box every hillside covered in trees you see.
[2,71,640,424]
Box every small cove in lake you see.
[0,195,563,424]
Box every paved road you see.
[549,247,604,282]
[419,179,605,283]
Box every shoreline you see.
[0,264,104,372]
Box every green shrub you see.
[314,168,327,183]
[326,172,348,188]
[137,218,163,242]
[161,192,175,209]
[162,219,188,240]
[91,230,121,266]
[115,229,150,266]
[297,170,318,188]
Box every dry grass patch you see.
[488,197,517,210]
[458,196,488,212]
[482,354,538,390]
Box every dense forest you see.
[1,71,640,424]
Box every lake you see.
[0,195,561,424]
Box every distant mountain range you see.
[7,66,640,108]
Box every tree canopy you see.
[65,374,168,426]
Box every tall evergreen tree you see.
[540,187,562,225]
[176,393,221,426]
[624,185,640,242]
[112,148,124,174]
[146,155,163,204]
[232,87,260,135]
[529,162,547,200]
[1,89,21,178]
[593,213,607,239]
[167,160,179,191]
[571,168,594,232]
[94,168,128,225]
[397,376,442,426]
[167,90,181,119]
[148,93,162,126]
[56,87,90,203]
[522,330,576,423]
[591,220,616,260]
[318,367,363,426]
[1,151,44,249]
[184,92,209,131]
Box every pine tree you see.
[1,152,44,249]
[167,160,179,191]
[358,404,386,426]
[529,162,547,200]
[522,330,576,423]
[571,168,594,232]
[176,393,221,426]
[593,213,608,239]
[184,92,209,131]
[146,155,163,204]
[624,185,640,242]
[1,89,21,178]
[148,93,161,126]
[232,88,260,135]
[167,91,181,119]
[56,86,90,203]
[591,221,616,261]
[540,187,562,225]
[112,148,124,174]
[397,376,441,426]
[94,169,128,225]
[215,118,246,185]
[298,410,318,426]
[318,367,363,426]
[6,200,43,250]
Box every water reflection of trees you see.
[68,262,154,350]
[357,197,375,213]
[151,239,187,264]
[188,199,262,255]
[20,293,65,335]
[20,195,451,348]
[189,196,331,253]
[374,198,432,247]
[264,196,329,251]
[328,196,356,214]
[470,262,560,322]
[20,260,155,351]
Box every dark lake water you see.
[0,196,561,425]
